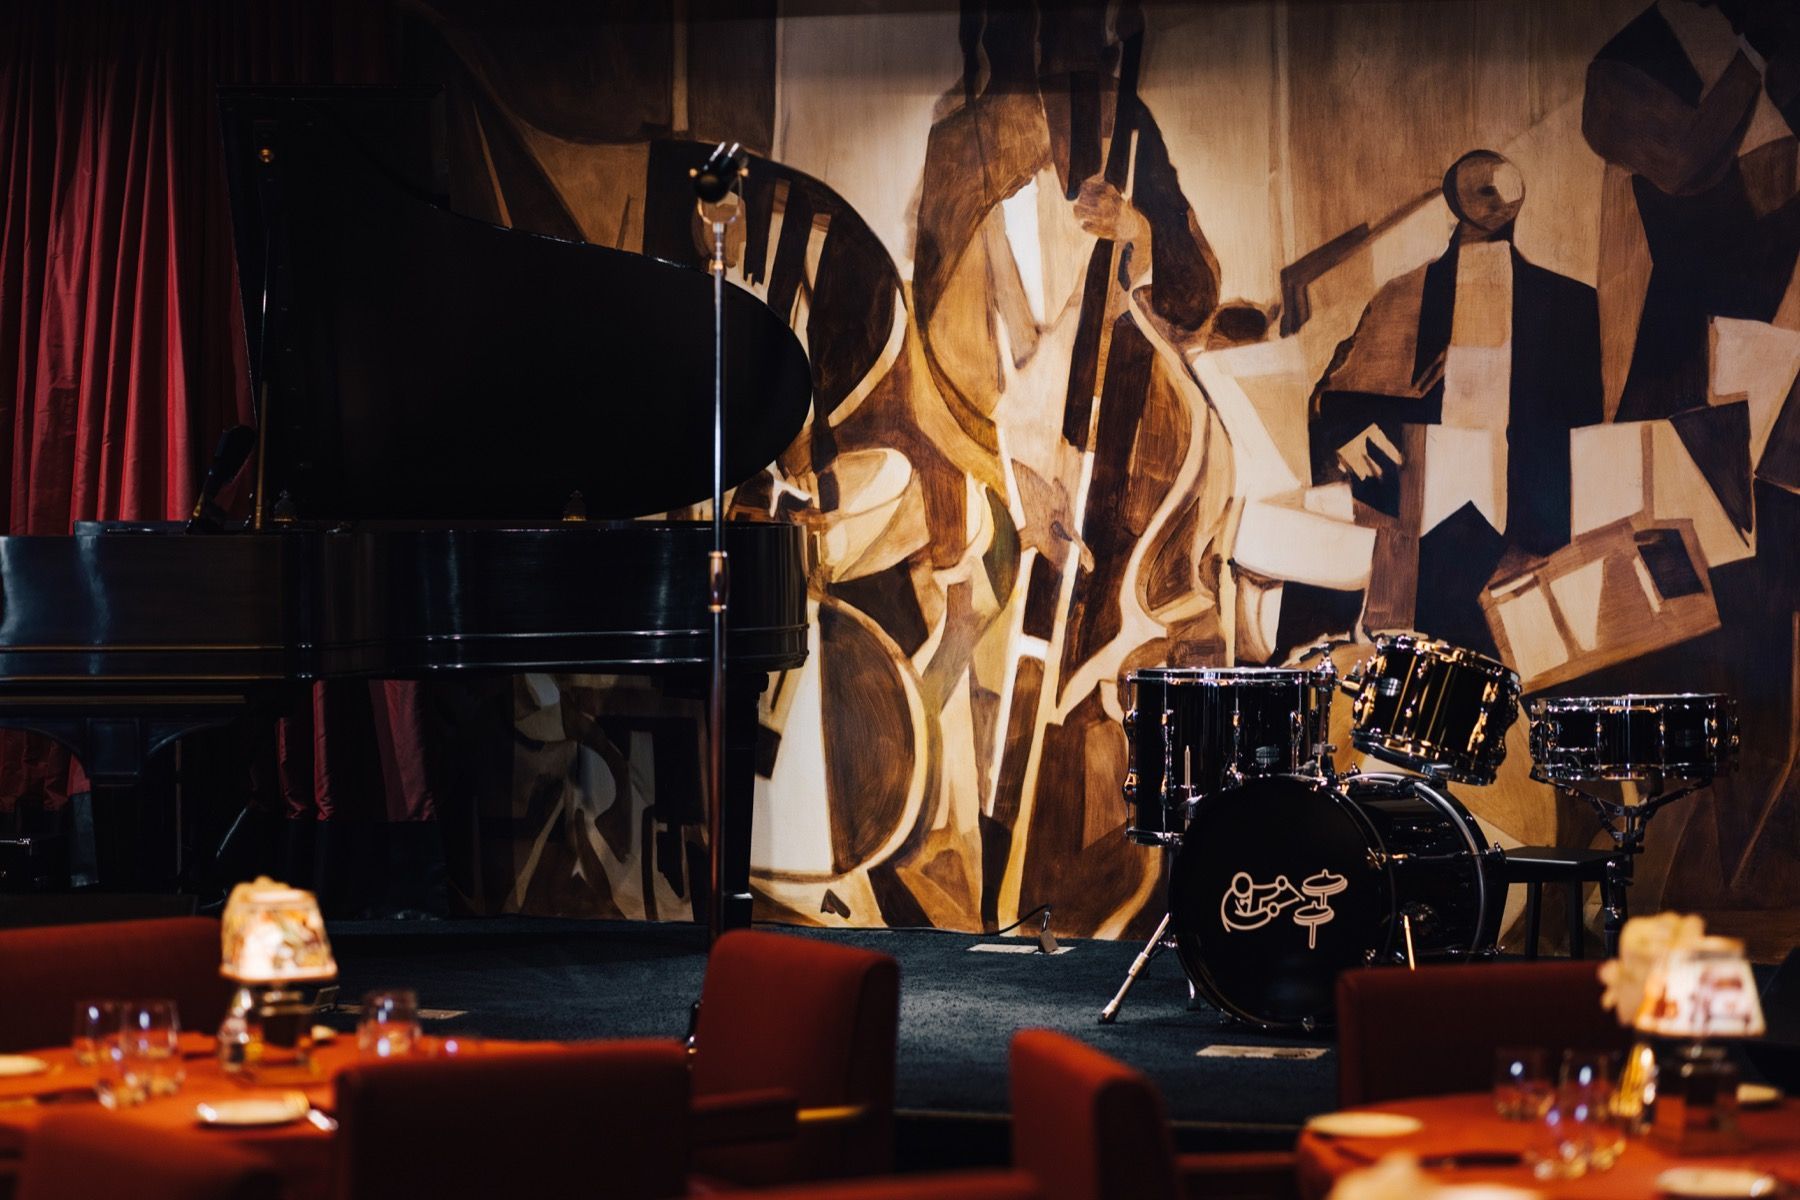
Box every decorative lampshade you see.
[219,876,337,984]
[1634,935,1765,1039]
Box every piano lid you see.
[218,88,813,522]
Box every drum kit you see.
[1101,633,1740,1033]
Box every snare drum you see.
[1347,634,1521,786]
[1169,771,1502,1030]
[1122,667,1333,845]
[1529,693,1739,787]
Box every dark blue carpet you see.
[326,917,1335,1139]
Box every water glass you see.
[71,999,121,1067]
[1494,1047,1551,1120]
[1526,1085,1596,1180]
[122,1000,184,1098]
[1563,1051,1626,1169]
[358,988,421,1059]
[94,1037,148,1110]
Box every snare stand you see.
[1544,775,1705,957]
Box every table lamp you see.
[218,876,337,1080]
[1634,935,1765,1154]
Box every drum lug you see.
[1363,949,1378,965]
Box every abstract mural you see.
[415,0,1800,958]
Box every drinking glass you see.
[71,999,121,1067]
[1526,1085,1595,1181]
[357,989,421,1059]
[1563,1051,1626,1169]
[1494,1047,1551,1120]
[122,1000,184,1098]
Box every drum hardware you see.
[1107,642,1512,1030]
[1526,693,1739,955]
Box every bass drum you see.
[1169,772,1501,1031]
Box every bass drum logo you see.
[1220,869,1348,949]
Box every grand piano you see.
[0,89,813,929]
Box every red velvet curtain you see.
[0,0,434,826]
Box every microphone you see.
[691,142,747,204]
[186,424,257,532]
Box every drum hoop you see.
[1348,730,1506,786]
[1129,666,1327,684]
[1532,761,1723,785]
[1529,693,1733,713]
[1368,632,1519,684]
[1347,772,1495,959]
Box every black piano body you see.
[0,88,813,927]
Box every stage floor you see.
[328,918,1335,1151]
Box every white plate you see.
[1433,1187,1543,1200]
[0,1056,49,1078]
[1305,1111,1425,1137]
[1656,1167,1780,1198]
[1736,1082,1782,1107]
[195,1093,310,1128]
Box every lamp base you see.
[1650,1043,1743,1155]
[219,985,322,1083]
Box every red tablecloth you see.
[0,1033,538,1200]
[1297,1092,1800,1199]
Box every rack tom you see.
[1347,634,1520,786]
[1529,693,1738,787]
[1122,666,1333,845]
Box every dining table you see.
[0,1031,537,1200]
[1297,1090,1800,1199]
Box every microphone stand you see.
[695,150,746,946]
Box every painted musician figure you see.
[1308,150,1606,656]
[910,1,1259,935]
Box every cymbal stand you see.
[695,146,748,946]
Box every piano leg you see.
[718,673,770,933]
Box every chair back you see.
[17,1110,278,1200]
[332,1040,690,1200]
[1335,961,1632,1106]
[690,929,899,1185]
[0,917,227,1052]
[1008,1029,1180,1200]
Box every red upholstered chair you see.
[0,917,228,1052]
[16,1110,279,1200]
[689,929,899,1187]
[333,1040,690,1200]
[1009,1030,1297,1200]
[737,1170,1041,1199]
[1335,961,1632,1106]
